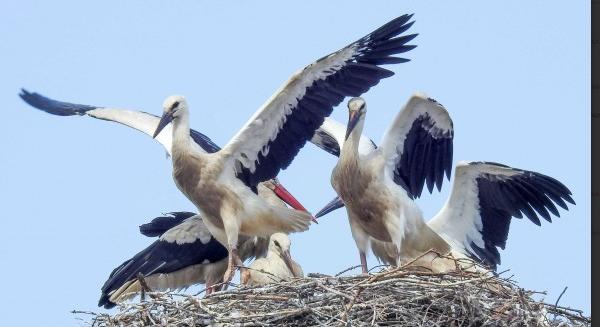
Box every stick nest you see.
[76,262,590,327]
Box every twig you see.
[554,286,568,309]
[335,265,362,277]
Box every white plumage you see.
[241,233,303,286]
[319,94,454,273]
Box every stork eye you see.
[170,101,180,110]
[274,240,281,248]
[359,103,365,110]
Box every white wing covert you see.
[428,161,575,269]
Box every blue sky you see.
[0,1,589,325]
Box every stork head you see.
[345,97,367,140]
[153,95,188,138]
[269,233,295,274]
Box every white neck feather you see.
[171,110,190,153]
[340,118,365,161]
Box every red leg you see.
[360,251,368,275]
[222,248,243,284]
[205,282,214,296]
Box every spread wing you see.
[379,93,454,198]
[428,161,575,270]
[219,14,417,188]
[19,89,220,155]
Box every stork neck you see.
[171,111,191,153]
[266,248,279,259]
[340,119,364,160]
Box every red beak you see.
[273,182,318,224]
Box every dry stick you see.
[370,304,377,326]
[553,286,568,311]
[316,281,354,301]
[334,265,362,277]
[367,264,392,274]
[340,287,365,323]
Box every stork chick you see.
[241,233,303,286]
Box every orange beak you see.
[272,182,318,224]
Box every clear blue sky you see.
[0,1,589,325]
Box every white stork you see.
[144,14,418,282]
[151,95,315,283]
[241,233,303,286]
[99,175,299,308]
[18,89,315,286]
[313,95,454,273]
[311,99,575,272]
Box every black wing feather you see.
[466,162,575,269]
[138,212,197,237]
[393,112,454,198]
[235,14,417,188]
[19,89,97,116]
[99,220,228,309]
[19,89,223,155]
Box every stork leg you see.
[205,276,225,296]
[223,248,243,284]
[240,267,251,286]
[205,280,214,296]
[348,216,370,275]
[360,250,369,275]
[221,210,244,285]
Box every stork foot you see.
[205,279,219,297]
[222,249,243,285]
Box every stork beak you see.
[272,181,318,223]
[281,250,297,277]
[344,111,360,141]
[315,196,345,218]
[153,111,174,138]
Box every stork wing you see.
[99,215,228,309]
[19,89,220,155]
[138,211,197,237]
[379,93,454,199]
[428,161,575,270]
[219,14,417,188]
[310,117,377,157]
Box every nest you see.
[76,259,590,327]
